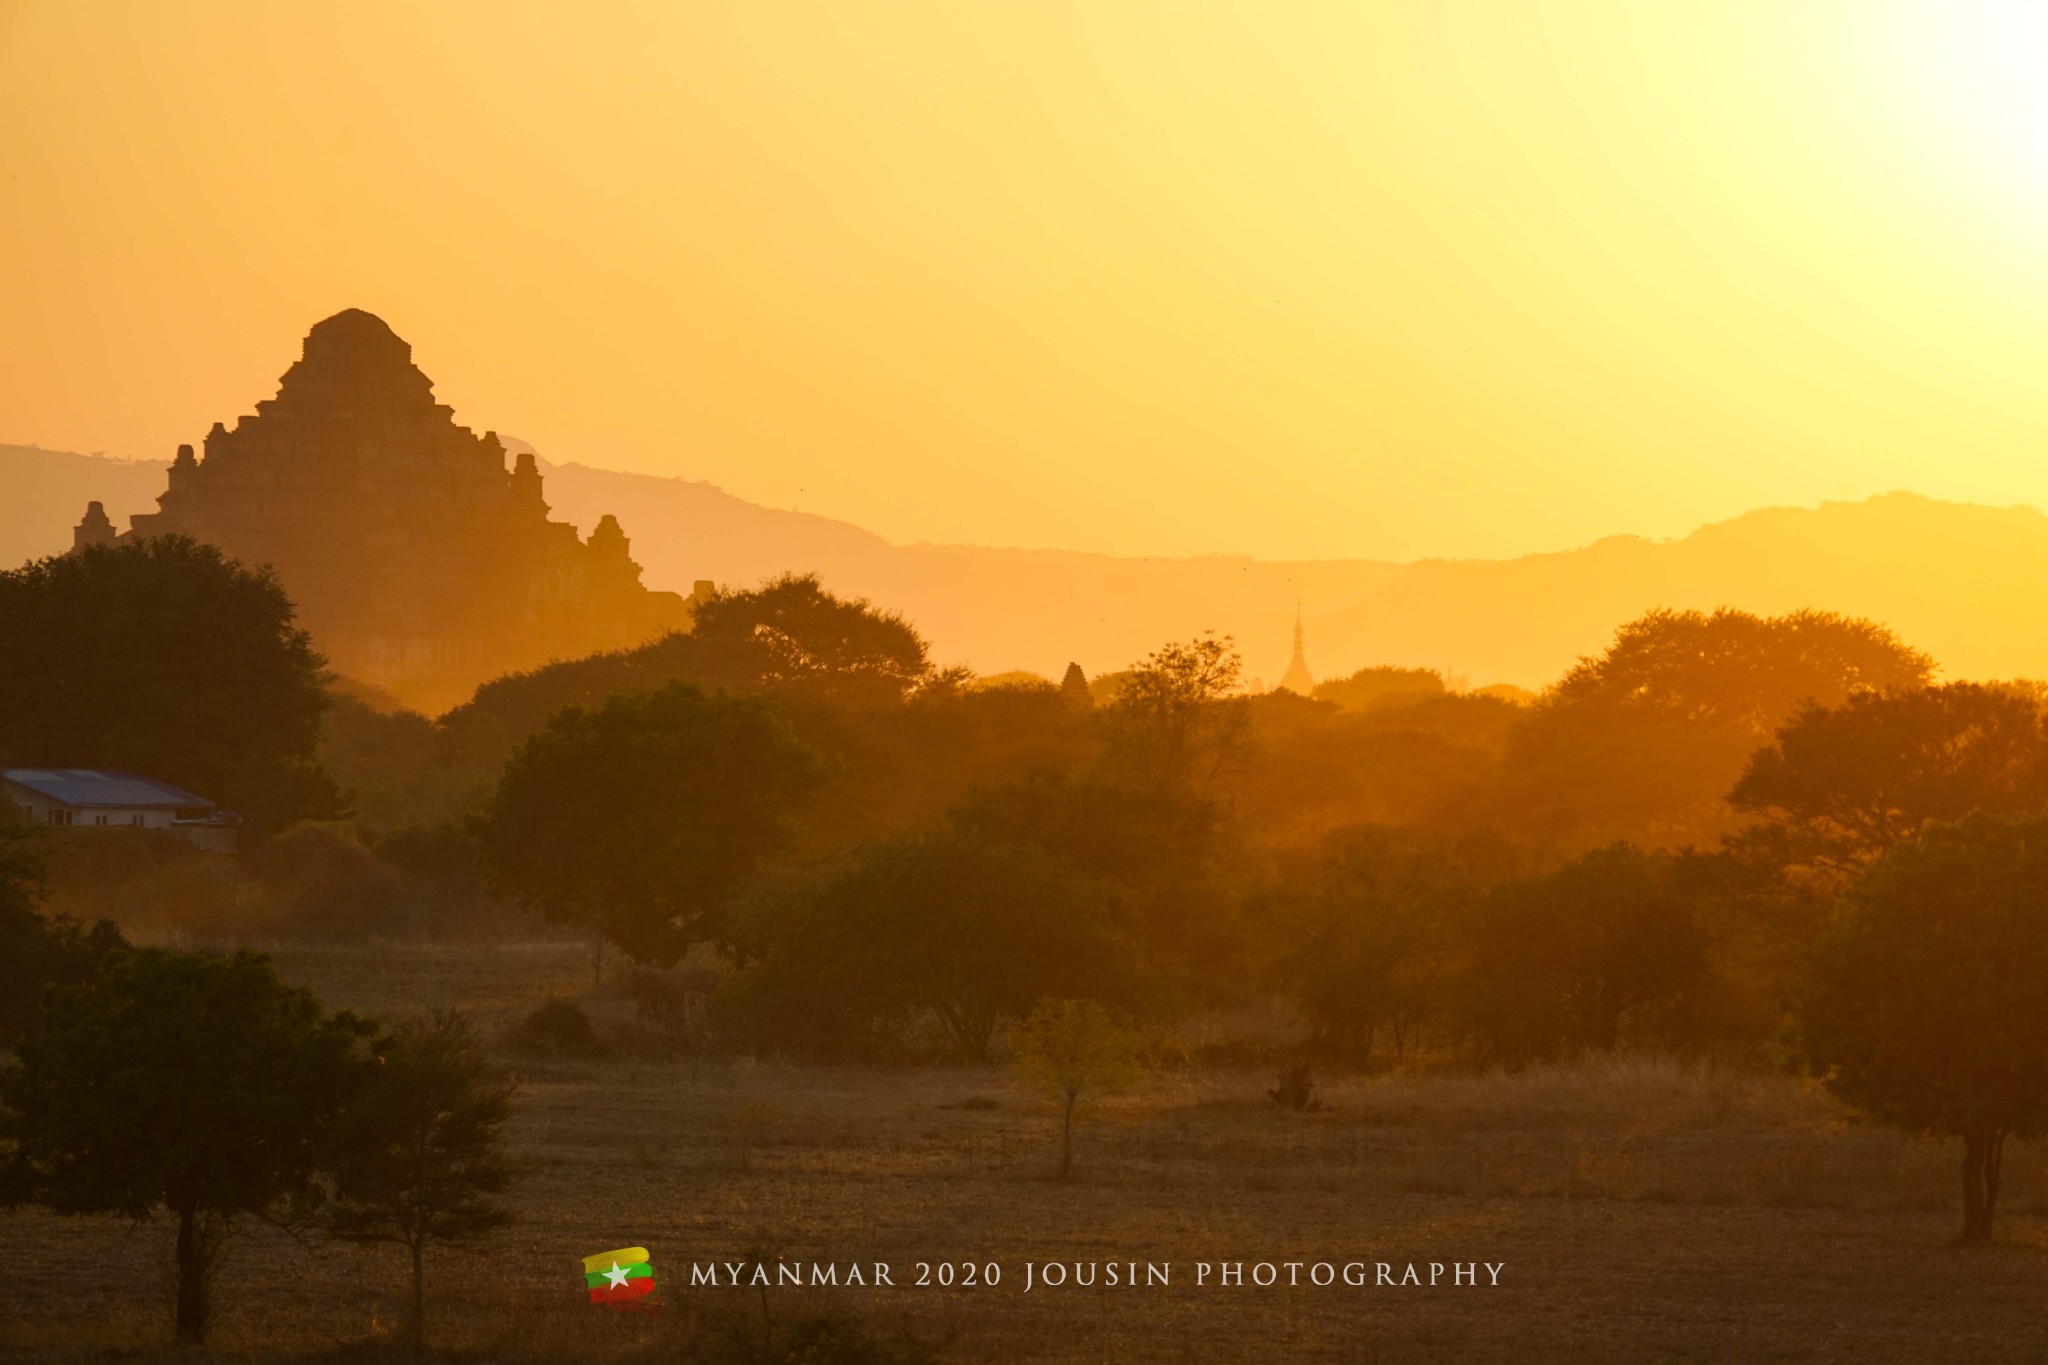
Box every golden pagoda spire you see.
[1277,598,1315,695]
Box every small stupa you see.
[1276,601,1315,696]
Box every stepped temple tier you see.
[75,309,691,710]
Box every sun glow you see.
[10,1,2048,564]
[1878,0,2048,220]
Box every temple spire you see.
[72,501,116,550]
[1277,599,1315,696]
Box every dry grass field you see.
[7,941,2048,1363]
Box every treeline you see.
[14,537,2048,1239]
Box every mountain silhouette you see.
[7,441,2044,691]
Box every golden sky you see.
[5,0,2048,561]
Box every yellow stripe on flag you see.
[583,1247,650,1274]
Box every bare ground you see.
[5,941,2048,1363]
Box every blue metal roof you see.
[1,768,215,810]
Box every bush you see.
[506,999,607,1058]
[247,823,410,940]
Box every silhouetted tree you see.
[1729,682,2048,892]
[787,678,1099,858]
[474,683,824,965]
[1796,812,2048,1243]
[326,1010,515,1347]
[0,827,127,1045]
[1458,845,1708,1064]
[441,575,937,769]
[1550,608,1932,729]
[729,829,1133,1060]
[0,949,368,1343]
[1236,690,1514,846]
[316,692,487,833]
[1011,998,1141,1180]
[1098,634,1251,797]
[1274,826,1513,1062]
[953,771,1242,999]
[687,573,937,707]
[1494,609,1932,850]
[0,537,343,832]
[1313,666,1447,713]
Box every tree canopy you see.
[0,536,342,832]
[1011,998,1141,1181]
[0,948,368,1342]
[443,573,936,760]
[730,828,1133,1061]
[1797,812,2048,1242]
[1273,825,1515,1062]
[0,829,126,1046]
[686,572,936,707]
[1097,634,1251,797]
[1728,682,2048,888]
[1546,608,1932,730]
[1493,608,1934,850]
[326,1010,515,1347]
[1313,666,1447,713]
[474,681,825,965]
[1458,844,1708,1064]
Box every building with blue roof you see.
[3,768,239,851]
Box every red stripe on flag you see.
[589,1277,660,1304]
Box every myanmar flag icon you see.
[584,1247,661,1313]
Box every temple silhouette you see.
[1276,601,1315,695]
[74,309,690,710]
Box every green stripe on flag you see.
[586,1262,653,1289]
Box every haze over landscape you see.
[9,441,2046,693]
[21,5,2048,1361]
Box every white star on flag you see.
[605,1261,631,1289]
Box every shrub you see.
[507,999,607,1058]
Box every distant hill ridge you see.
[6,441,2045,690]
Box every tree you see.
[1544,607,1931,730]
[953,771,1244,999]
[1457,845,1709,1064]
[326,1010,515,1347]
[785,675,1100,859]
[0,826,127,1045]
[1232,689,1519,848]
[1312,666,1447,713]
[1275,826,1512,1063]
[1796,812,2048,1244]
[474,682,825,965]
[730,830,1134,1061]
[0,949,368,1342]
[1010,998,1141,1181]
[440,575,937,773]
[0,536,344,833]
[1098,634,1252,796]
[1728,682,2048,892]
[686,573,936,708]
[1493,609,1932,850]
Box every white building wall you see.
[4,783,181,830]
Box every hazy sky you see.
[6,1,2048,561]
